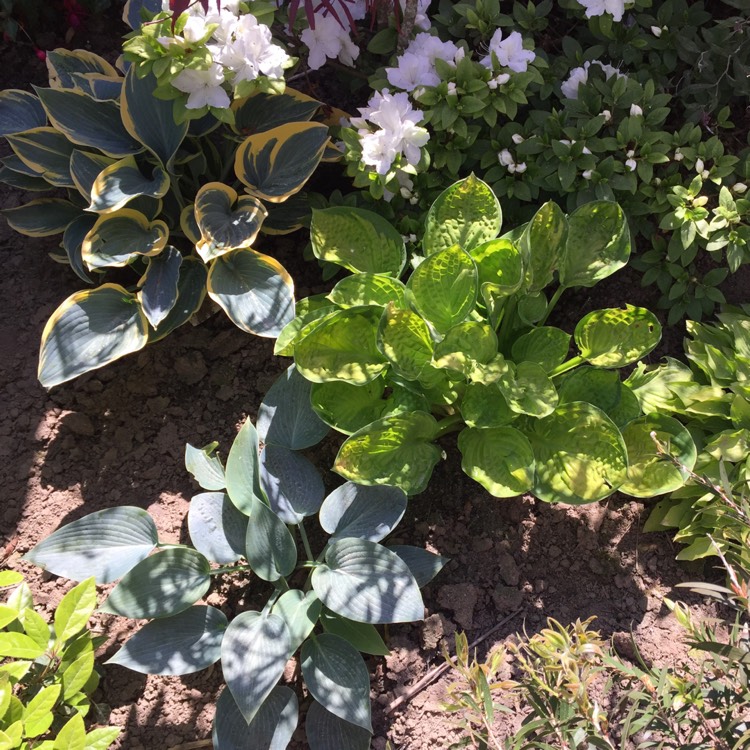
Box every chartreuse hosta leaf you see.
[82,209,168,270]
[38,284,149,387]
[499,361,558,417]
[7,127,75,187]
[88,156,170,213]
[138,245,182,329]
[511,327,571,373]
[423,174,502,256]
[235,121,329,202]
[470,238,524,324]
[335,411,441,495]
[274,296,337,357]
[378,303,433,380]
[306,700,371,750]
[295,307,387,385]
[520,201,567,293]
[0,89,46,136]
[433,321,497,375]
[559,367,625,418]
[408,245,478,333]
[328,273,407,309]
[310,207,406,276]
[559,201,629,289]
[1,199,80,237]
[458,426,535,498]
[148,257,207,343]
[194,182,267,262]
[526,402,628,504]
[620,414,696,497]
[207,249,294,337]
[461,382,513,429]
[575,305,661,368]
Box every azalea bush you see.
[26,368,446,749]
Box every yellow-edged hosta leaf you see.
[38,283,148,387]
[148,257,207,342]
[180,204,201,245]
[232,88,322,136]
[194,182,267,262]
[7,127,75,187]
[235,122,329,203]
[0,89,46,136]
[70,150,115,201]
[68,72,123,101]
[138,246,182,329]
[82,209,168,270]
[89,155,170,213]
[46,49,119,89]
[62,214,96,283]
[123,0,162,30]
[0,165,49,190]
[2,199,81,237]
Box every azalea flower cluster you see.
[385,33,464,91]
[577,0,627,22]
[560,59,626,99]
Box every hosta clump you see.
[280,174,697,503]
[0,45,333,389]
[25,367,446,749]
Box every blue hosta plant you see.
[0,46,333,388]
[25,366,446,748]
[280,174,698,503]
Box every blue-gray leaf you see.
[305,700,372,750]
[388,545,449,588]
[188,492,247,564]
[260,444,324,524]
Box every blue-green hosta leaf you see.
[188,492,247,564]
[312,538,424,624]
[620,414,696,498]
[334,412,441,496]
[378,303,433,380]
[24,506,157,583]
[526,401,628,504]
[329,274,407,309]
[2,199,80,237]
[38,283,148,387]
[213,686,298,750]
[294,307,387,385]
[235,122,328,202]
[575,305,661,368]
[0,165,49,190]
[310,207,406,276]
[520,201,567,293]
[559,201,629,289]
[106,605,227,675]
[221,612,291,723]
[148,257,207,342]
[318,483,407,542]
[70,150,114,201]
[423,174,501,256]
[433,321,498,375]
[301,634,372,731]
[232,88,322,135]
[69,73,123,101]
[225,418,262,514]
[260,444,324,524]
[46,48,118,88]
[0,89,46,136]
[511,327,571,373]
[408,245,478,333]
[62,214,96,284]
[121,68,188,169]
[258,364,329,450]
[194,182,267,261]
[305,700,371,750]
[185,443,225,491]
[460,382,513,428]
[388,545,448,587]
[273,590,322,653]
[100,548,211,618]
[319,609,389,655]
[89,156,169,213]
[207,249,294,337]
[499,361,558,417]
[458,426,535,498]
[82,209,168,270]
[7,127,75,187]
[138,245,182,328]
[245,494,297,581]
[35,87,141,157]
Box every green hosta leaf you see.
[38,284,149,387]
[89,156,169,213]
[207,249,294,337]
[517,292,548,326]
[273,590,322,653]
[24,507,157,583]
[460,382,513,428]
[148,257,207,342]
[54,578,96,644]
[559,201,629,289]
[378,303,433,380]
[334,412,441,495]
[458,426,535,498]
[607,385,642,429]
[82,210,168,270]
[101,548,211,619]
[2,199,81,237]
[294,307,387,385]
[499,362,558,417]
[319,610,389,655]
[70,150,115,201]
[423,174,501,256]
[305,700,371,750]
[575,305,661,368]
[408,245,478,333]
[0,89,46,136]
[310,207,406,276]
[470,239,524,304]
[624,357,695,414]
[301,634,372,731]
[527,402,628,504]
[706,429,750,462]
[235,122,329,202]
[620,414,696,497]
[213,686,298,750]
[245,495,297,582]
[329,274,407,309]
[388,545,448,587]
[520,201,567,293]
[260,444,324,524]
[138,245,182,329]
[221,612,291,723]
[511,327,571,373]
[194,182,267,261]
[318,483,407,542]
[232,88,321,135]
[7,127,75,187]
[433,321,498,375]
[225,418,261,514]
[274,299,337,357]
[106,605,227,675]
[0,632,46,659]
[312,538,423,624]
[558,367,623,416]
[257,364,329,450]
[188,492,246,564]
[23,684,61,737]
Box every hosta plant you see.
[0,571,119,749]
[25,367,446,748]
[280,174,697,503]
[0,47,333,388]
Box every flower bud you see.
[674,149,684,162]
[582,169,593,180]
[733,182,748,194]
[695,158,705,173]
[625,158,637,172]
[651,26,662,37]
[601,109,612,123]
[630,104,643,117]
[511,133,525,144]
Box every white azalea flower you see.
[498,149,514,166]
[695,158,705,173]
[386,52,440,91]
[561,60,625,99]
[630,103,643,116]
[512,133,525,144]
[172,63,230,109]
[601,109,612,122]
[407,33,462,67]
[514,162,527,173]
[481,29,536,73]
[733,182,747,194]
[651,25,663,37]
[577,0,626,22]
[674,148,684,161]
[582,169,593,179]
[625,158,637,171]
[301,13,359,70]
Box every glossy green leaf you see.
[273,590,322,653]
[378,303,433,380]
[460,382,513,428]
[82,209,168,269]
[388,545,449,587]
[423,174,501,256]
[260,444,324,524]
[319,609,389,655]
[520,201,567,293]
[7,127,75,187]
[23,685,61,737]
[148,257,207,342]
[511,327,571,373]
[188,492,247,564]
[2,199,80,237]
[52,712,86,749]
[89,156,169,213]
[433,321,498,375]
[328,274,407,309]
[54,578,96,644]
[225,418,261,514]
[138,245,182,329]
[245,494,297,581]
[499,362,558,417]
[0,632,46,659]
[305,700,371,750]
[60,647,94,701]
[0,89,46,136]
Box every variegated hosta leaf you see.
[123,0,162,30]
[511,327,571,373]
[148,257,207,342]
[432,321,497,375]
[328,274,407,309]
[69,73,122,101]
[194,182,267,262]
[138,246,182,329]
[62,214,96,284]
[38,284,149,387]
[89,156,170,213]
[232,88,322,136]
[7,127,75,187]
[70,150,115,201]
[377,303,433,381]
[470,238,524,302]
[82,209,168,270]
[45,49,119,89]
[520,201,567,293]
[0,89,46,136]
[2,199,81,237]
[423,174,502,256]
[235,121,329,203]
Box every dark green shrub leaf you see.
[188,492,247,564]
